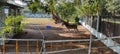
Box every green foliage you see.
[27,0,119,23]
[4,16,14,26]
[0,26,13,34]
[106,0,120,14]
[28,0,40,13]
[56,1,77,21]
[4,16,23,26]
[76,0,106,16]
[0,15,24,37]
[28,0,57,13]
[28,0,79,22]
[13,16,24,33]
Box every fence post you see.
[36,40,39,54]
[70,42,73,54]
[56,42,58,51]
[96,12,100,32]
[114,41,116,47]
[69,42,73,49]
[42,40,46,54]
[2,38,5,54]
[62,42,65,49]
[50,42,52,51]
[88,16,93,54]
[16,40,19,54]
[27,41,30,54]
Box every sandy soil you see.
[2,22,117,54]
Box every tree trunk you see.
[51,10,62,24]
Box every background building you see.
[0,0,26,38]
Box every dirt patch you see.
[4,22,117,54]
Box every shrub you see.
[0,15,24,37]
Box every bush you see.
[0,15,24,37]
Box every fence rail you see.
[0,35,119,42]
[45,36,120,43]
[0,38,43,41]
[44,38,120,54]
[0,39,43,54]
[0,36,120,54]
[45,45,120,54]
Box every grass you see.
[22,18,54,24]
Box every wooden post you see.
[56,42,58,51]
[2,39,5,54]
[50,42,52,51]
[2,43,5,54]
[70,42,73,54]
[27,41,30,54]
[16,40,19,54]
[36,41,39,54]
[62,42,65,49]
[79,41,80,45]
[70,42,73,49]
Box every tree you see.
[28,0,61,23]
[28,0,84,23]
[55,1,77,22]
[106,0,120,15]
[76,0,112,33]
[76,0,106,16]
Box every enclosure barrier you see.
[44,40,88,54]
[0,37,120,54]
[79,20,120,54]
[0,39,43,54]
[44,37,120,54]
